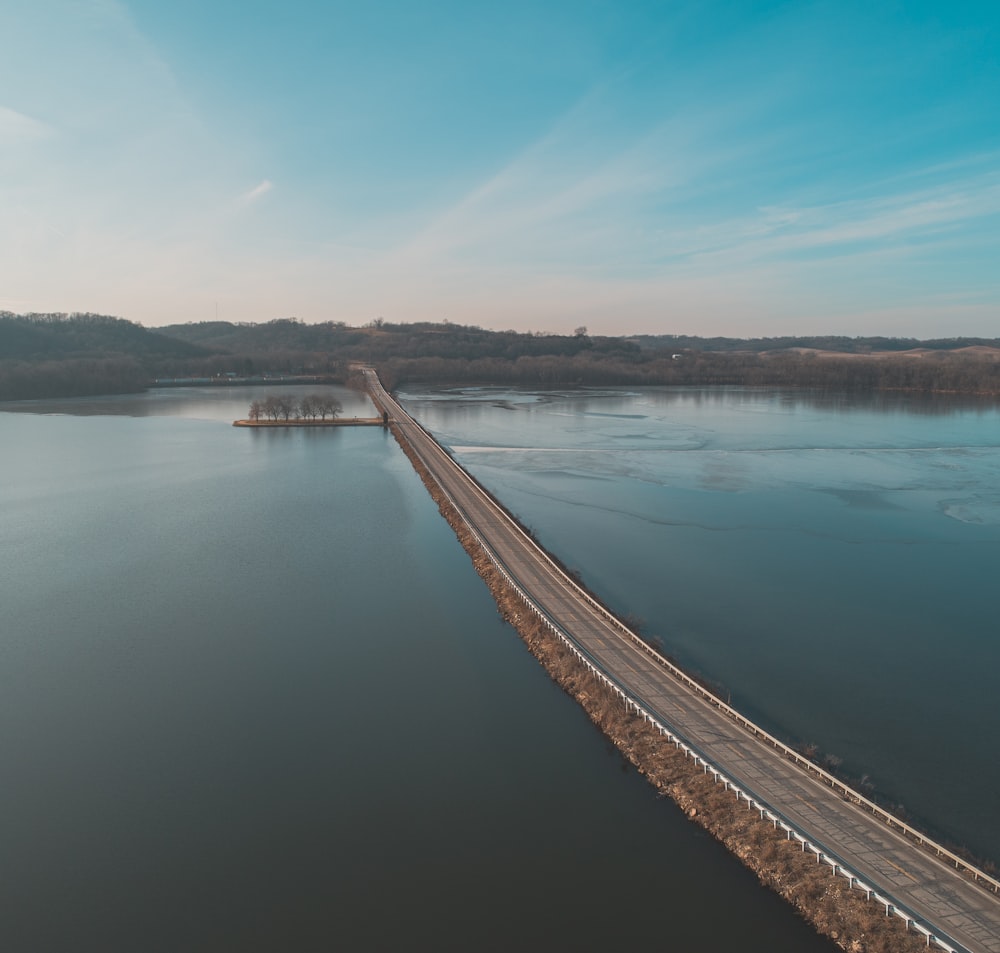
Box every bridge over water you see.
[364,369,1000,953]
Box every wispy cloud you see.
[386,79,1000,291]
[663,170,1000,274]
[237,179,274,207]
[0,105,54,145]
[390,99,701,273]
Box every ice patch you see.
[940,497,1000,525]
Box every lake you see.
[398,384,1000,867]
[0,385,836,952]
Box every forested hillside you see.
[1,312,206,360]
[158,318,629,362]
[0,312,209,400]
[3,313,1000,400]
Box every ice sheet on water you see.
[452,440,1000,541]
[939,496,1000,524]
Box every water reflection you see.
[0,392,838,951]
[0,384,372,421]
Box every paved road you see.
[366,370,1000,953]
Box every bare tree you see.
[262,394,295,420]
[316,395,342,419]
[262,395,281,420]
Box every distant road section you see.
[364,368,1000,953]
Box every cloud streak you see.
[0,105,54,145]
[385,86,1000,301]
[655,171,1000,272]
[237,179,274,207]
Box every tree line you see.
[247,393,343,421]
[377,348,1000,396]
[5,312,1000,401]
[0,357,150,401]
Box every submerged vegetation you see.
[4,311,1000,401]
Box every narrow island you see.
[232,393,387,427]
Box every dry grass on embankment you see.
[388,421,930,953]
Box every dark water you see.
[400,385,1000,867]
[0,386,834,952]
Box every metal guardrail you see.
[367,370,994,952]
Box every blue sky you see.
[2,0,998,336]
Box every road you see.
[365,369,1000,953]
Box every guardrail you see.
[367,370,993,952]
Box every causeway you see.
[365,368,1000,953]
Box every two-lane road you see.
[366,370,1000,953]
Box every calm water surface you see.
[400,385,1000,865]
[0,386,834,952]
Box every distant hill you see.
[3,313,1000,400]
[0,312,207,361]
[0,312,210,400]
[626,334,1000,353]
[157,318,367,354]
[161,320,1000,360]
[156,318,632,361]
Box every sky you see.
[1,0,998,337]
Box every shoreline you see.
[232,417,384,428]
[385,416,934,953]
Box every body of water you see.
[0,385,835,952]
[399,384,1000,866]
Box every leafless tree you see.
[262,394,296,420]
[316,395,342,419]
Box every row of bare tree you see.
[248,393,343,421]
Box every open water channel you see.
[399,384,1000,868]
[3,381,997,951]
